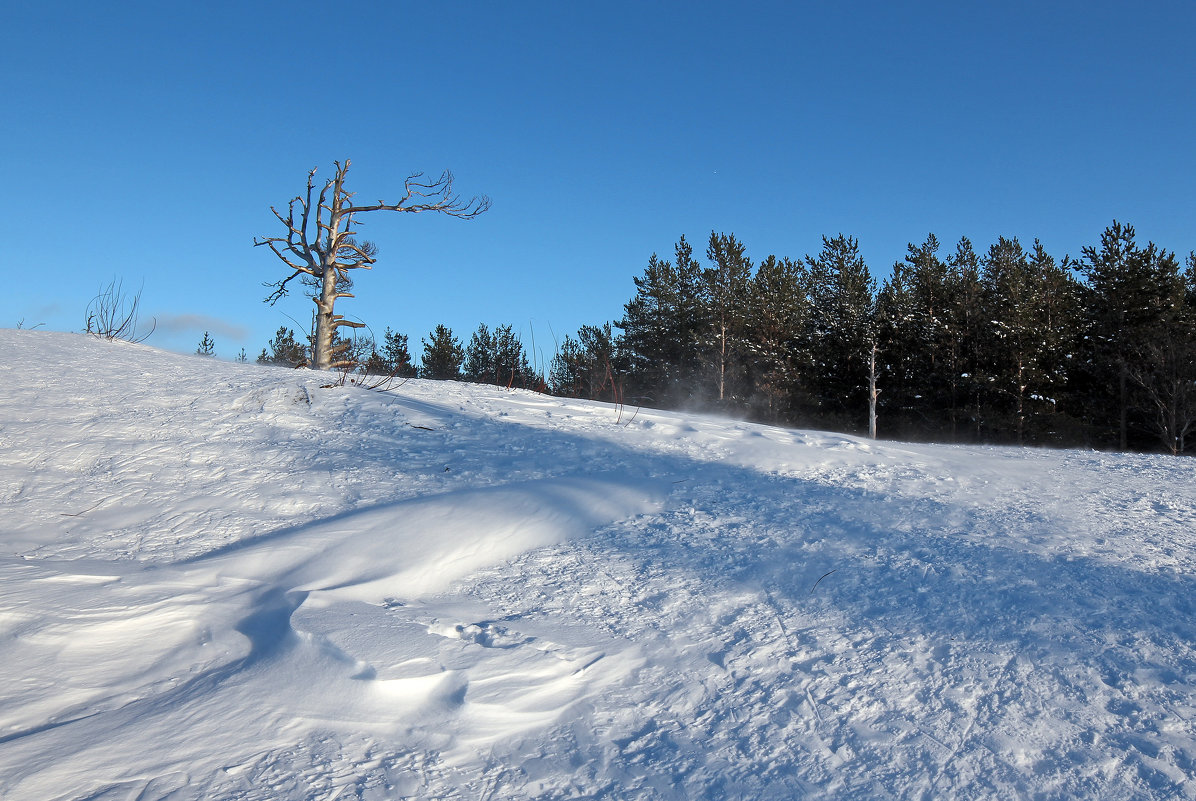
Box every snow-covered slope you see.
[2,329,1194,800]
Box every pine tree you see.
[976,237,1082,444]
[806,235,875,430]
[616,236,708,406]
[257,160,487,371]
[617,253,680,403]
[378,328,415,376]
[548,334,584,397]
[463,324,496,383]
[256,326,307,367]
[672,235,708,383]
[550,325,622,401]
[1124,249,1194,453]
[947,237,984,440]
[747,254,812,422]
[702,232,753,405]
[1078,222,1181,449]
[875,262,915,436]
[419,324,464,380]
[236,348,248,363]
[362,350,389,375]
[576,323,621,401]
[617,252,674,401]
[981,237,1035,442]
[492,324,536,388]
[196,331,215,357]
[876,234,953,438]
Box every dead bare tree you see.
[256,160,489,370]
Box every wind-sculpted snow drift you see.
[1,329,1195,800]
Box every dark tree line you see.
[252,221,1193,455]
[599,224,1194,454]
[256,321,542,390]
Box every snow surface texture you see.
[2,329,1195,800]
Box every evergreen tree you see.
[946,237,984,440]
[342,333,376,371]
[702,232,754,405]
[379,328,416,377]
[747,254,812,422]
[617,252,672,400]
[196,331,215,357]
[548,334,584,397]
[419,324,464,380]
[1078,222,1181,449]
[981,237,1034,442]
[1186,251,1196,307]
[550,323,622,401]
[979,238,1082,444]
[492,324,537,388]
[236,347,248,363]
[672,235,708,382]
[362,350,389,375]
[876,234,953,438]
[463,324,496,383]
[1124,249,1195,453]
[256,326,307,367]
[806,235,875,430]
[875,262,914,436]
[1029,242,1084,443]
[616,236,707,406]
[461,323,536,387]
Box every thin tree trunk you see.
[869,344,880,440]
[1119,362,1129,450]
[1016,358,1025,446]
[719,323,727,401]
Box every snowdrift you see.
[1,330,1194,800]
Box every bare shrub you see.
[85,279,156,343]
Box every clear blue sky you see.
[5,1,1194,364]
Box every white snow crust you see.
[2,329,1195,800]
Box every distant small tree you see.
[362,350,388,375]
[196,331,215,357]
[492,324,538,388]
[463,323,538,388]
[420,324,465,380]
[236,347,248,363]
[379,328,417,377]
[463,324,496,383]
[549,323,622,401]
[257,326,307,367]
[256,160,488,370]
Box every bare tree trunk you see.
[718,323,727,402]
[1016,358,1025,446]
[312,260,337,370]
[1119,362,1129,450]
[868,343,880,440]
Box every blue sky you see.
[5,1,1194,364]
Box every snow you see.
[2,329,1195,800]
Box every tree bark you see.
[868,343,880,440]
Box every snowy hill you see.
[2,329,1195,800]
